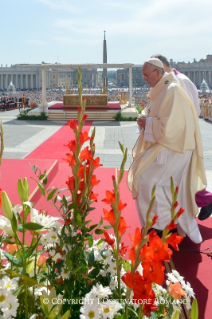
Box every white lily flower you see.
[29,207,61,230]
[0,216,15,237]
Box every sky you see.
[1,0,212,66]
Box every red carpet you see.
[171,219,212,319]
[48,102,121,111]
[25,121,92,162]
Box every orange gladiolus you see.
[37,255,47,267]
[119,242,128,257]
[169,282,185,300]
[167,220,177,231]
[7,244,18,255]
[63,153,76,167]
[129,247,136,264]
[121,270,142,289]
[177,207,185,218]
[146,232,172,262]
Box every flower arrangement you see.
[0,69,198,319]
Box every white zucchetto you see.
[145,58,164,69]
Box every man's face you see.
[142,63,162,87]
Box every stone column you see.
[0,74,3,90]
[20,74,23,89]
[41,67,48,112]
[193,71,196,85]
[129,66,132,107]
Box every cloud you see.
[38,0,80,13]
[27,39,48,45]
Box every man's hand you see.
[137,116,146,130]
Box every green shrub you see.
[17,111,48,120]
[114,111,137,121]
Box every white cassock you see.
[129,72,206,244]
[175,72,200,117]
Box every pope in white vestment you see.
[128,58,207,244]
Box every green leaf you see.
[3,237,16,244]
[25,240,41,259]
[88,267,99,279]
[30,164,38,174]
[88,237,93,247]
[95,229,104,234]
[47,188,58,201]
[18,225,24,233]
[61,310,71,319]
[88,251,95,267]
[39,173,46,180]
[3,252,23,267]
[104,225,112,229]
[13,284,24,297]
[38,183,45,196]
[23,222,44,231]
[98,217,103,227]
[11,212,18,233]
[77,213,82,226]
[89,224,98,231]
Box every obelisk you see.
[103,31,107,92]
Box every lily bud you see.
[18,178,29,202]
[171,309,180,319]
[1,191,13,220]
[23,177,29,200]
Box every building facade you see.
[117,66,145,87]
[0,64,98,90]
[171,55,212,89]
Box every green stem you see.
[22,205,28,319]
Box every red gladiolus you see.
[118,217,129,237]
[103,208,115,226]
[121,270,142,289]
[146,232,172,262]
[79,131,91,145]
[63,153,76,167]
[78,107,81,113]
[104,231,115,246]
[82,114,88,121]
[143,303,159,317]
[68,119,77,131]
[65,218,71,225]
[177,207,185,218]
[56,276,63,286]
[133,283,155,306]
[129,227,142,249]
[80,147,92,161]
[90,175,100,186]
[89,192,99,202]
[78,164,89,179]
[173,201,179,209]
[66,176,75,192]
[129,247,136,264]
[79,180,85,191]
[150,215,158,228]
[166,233,183,251]
[176,185,179,194]
[64,140,77,152]
[83,97,86,101]
[167,220,177,231]
[118,200,127,211]
[142,260,165,285]
[91,157,102,168]
[119,242,128,257]
[102,190,115,204]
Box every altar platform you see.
[29,100,137,121]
